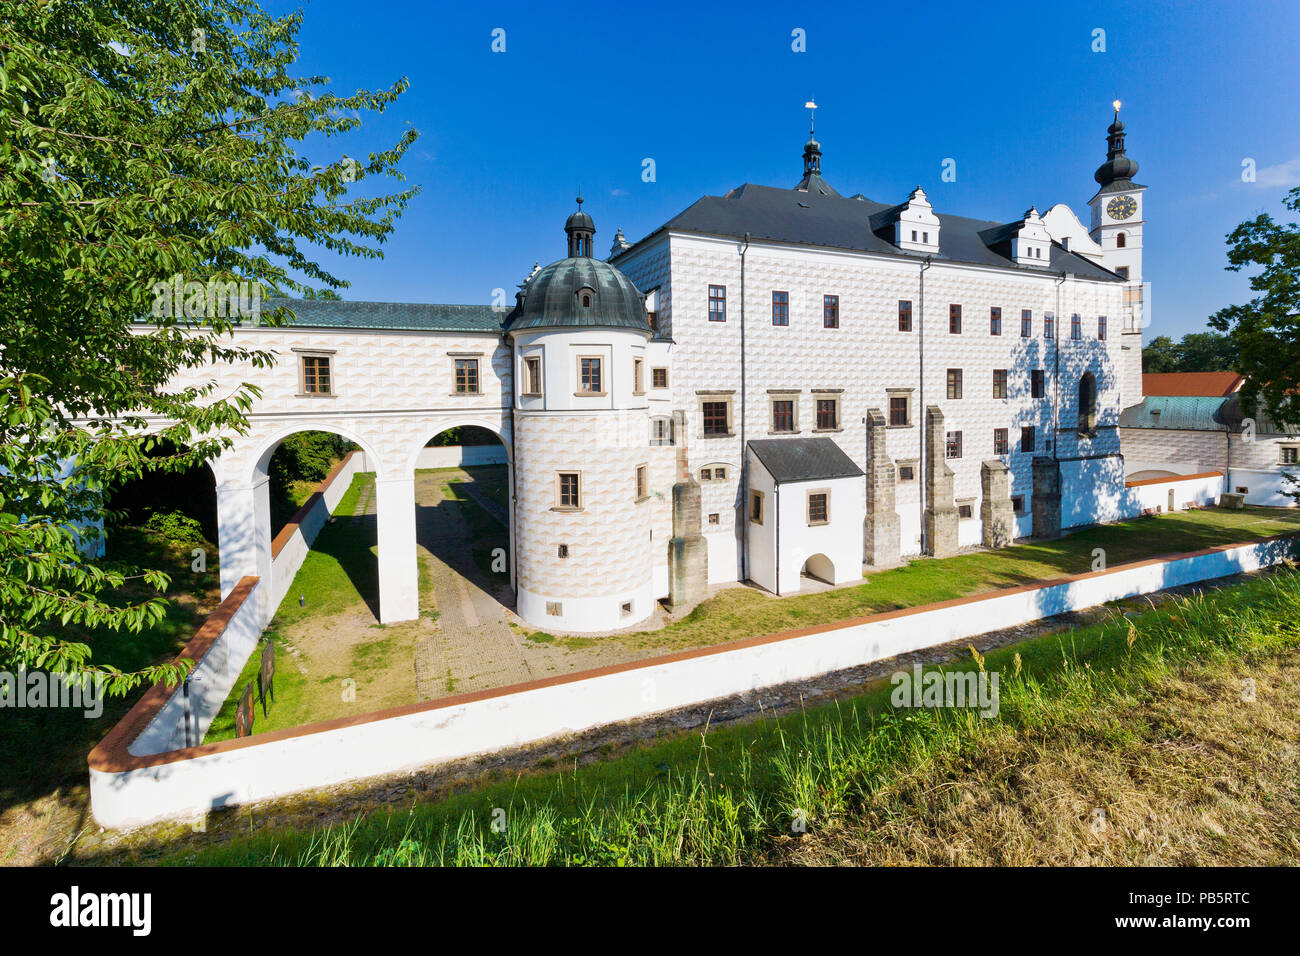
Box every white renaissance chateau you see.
[168,106,1155,633]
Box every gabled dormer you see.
[1009,206,1053,267]
[893,187,941,254]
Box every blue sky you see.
[269,0,1300,340]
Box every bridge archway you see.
[213,422,410,624]
[406,422,515,611]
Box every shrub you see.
[142,510,206,547]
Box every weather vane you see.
[805,98,818,137]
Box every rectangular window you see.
[454,358,479,394]
[949,304,962,334]
[898,462,916,482]
[1117,266,1130,280]
[772,291,789,326]
[958,502,974,520]
[650,417,673,446]
[301,355,332,395]
[1021,426,1035,453]
[702,400,729,436]
[989,369,1007,399]
[815,397,839,430]
[1098,315,1108,340]
[749,490,764,525]
[771,399,795,433]
[578,356,603,393]
[1011,495,1025,514]
[635,464,648,500]
[990,307,1002,336]
[994,427,1009,454]
[1044,312,1055,339]
[651,366,668,389]
[945,430,963,460]
[807,492,829,526]
[633,357,644,394]
[524,356,542,395]
[1021,309,1032,337]
[708,513,720,525]
[823,294,839,329]
[889,394,910,427]
[708,284,726,322]
[1071,313,1082,340]
[557,472,580,509]
[1282,447,1299,465]
[898,299,913,332]
[1031,369,1045,399]
[946,368,963,400]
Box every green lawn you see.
[204,472,435,742]
[125,563,1300,866]
[542,505,1300,653]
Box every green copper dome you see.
[506,201,650,333]
[507,256,650,333]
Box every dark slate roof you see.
[265,298,506,333]
[506,256,650,333]
[748,437,865,485]
[613,182,1122,282]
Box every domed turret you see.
[564,195,596,257]
[509,201,650,334]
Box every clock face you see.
[1106,195,1137,220]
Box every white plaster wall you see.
[614,233,1128,577]
[127,579,264,756]
[770,474,864,594]
[415,445,508,469]
[91,533,1300,828]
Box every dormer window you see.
[894,187,941,253]
[577,287,595,308]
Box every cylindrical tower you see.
[508,199,656,632]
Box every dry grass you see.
[774,649,1300,866]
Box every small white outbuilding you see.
[745,438,865,596]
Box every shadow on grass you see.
[307,512,381,621]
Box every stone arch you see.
[249,420,386,486]
[405,417,516,601]
[404,417,512,476]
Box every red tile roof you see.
[1142,371,1243,397]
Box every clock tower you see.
[1088,101,1145,289]
[1088,101,1146,409]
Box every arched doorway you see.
[407,424,514,619]
[802,553,836,586]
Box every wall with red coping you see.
[88,531,1299,829]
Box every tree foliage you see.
[1141,330,1238,374]
[1209,186,1300,427]
[0,0,418,692]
